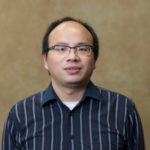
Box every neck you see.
[51,81,89,102]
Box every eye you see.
[55,46,67,51]
[59,47,66,51]
[78,46,87,51]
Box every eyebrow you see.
[56,42,88,46]
[77,42,88,45]
[56,42,68,45]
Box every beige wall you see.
[0,0,150,149]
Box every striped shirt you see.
[1,81,145,150]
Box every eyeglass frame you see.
[48,45,93,55]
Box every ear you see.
[94,64,96,69]
[42,53,49,70]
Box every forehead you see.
[48,21,93,45]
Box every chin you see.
[64,79,87,86]
[65,81,81,84]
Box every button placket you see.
[70,135,74,139]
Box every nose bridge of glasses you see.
[69,46,77,53]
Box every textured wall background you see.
[0,0,149,149]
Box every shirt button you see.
[70,135,74,139]
[69,113,73,117]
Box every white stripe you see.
[129,114,136,143]
[115,94,119,150]
[19,132,21,148]
[107,92,111,150]
[41,92,45,150]
[71,116,73,135]
[57,102,63,150]
[10,123,14,149]
[89,99,93,150]
[98,102,102,150]
[71,140,74,150]
[123,98,127,137]
[23,99,28,150]
[8,122,11,150]
[80,104,83,150]
[71,116,74,150]
[15,104,20,123]
[32,96,36,150]
[50,104,54,150]
[8,133,11,150]
[133,109,139,145]
[98,88,102,94]
[134,110,139,147]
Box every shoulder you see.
[95,86,135,112]
[8,89,46,125]
[11,89,46,110]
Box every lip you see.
[64,66,81,74]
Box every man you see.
[1,17,145,150]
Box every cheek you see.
[46,56,56,70]
[83,58,95,72]
[47,55,63,72]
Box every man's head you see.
[42,17,99,61]
[42,17,99,88]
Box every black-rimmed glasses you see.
[48,45,93,56]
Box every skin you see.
[43,21,96,102]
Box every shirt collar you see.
[80,81,103,103]
[41,81,103,106]
[41,82,56,106]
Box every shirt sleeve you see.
[124,103,145,150]
[1,112,21,150]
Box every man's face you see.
[43,21,96,88]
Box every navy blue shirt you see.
[1,81,145,150]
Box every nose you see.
[65,48,80,62]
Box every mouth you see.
[64,66,81,74]
[66,68,80,70]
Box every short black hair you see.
[42,17,99,61]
